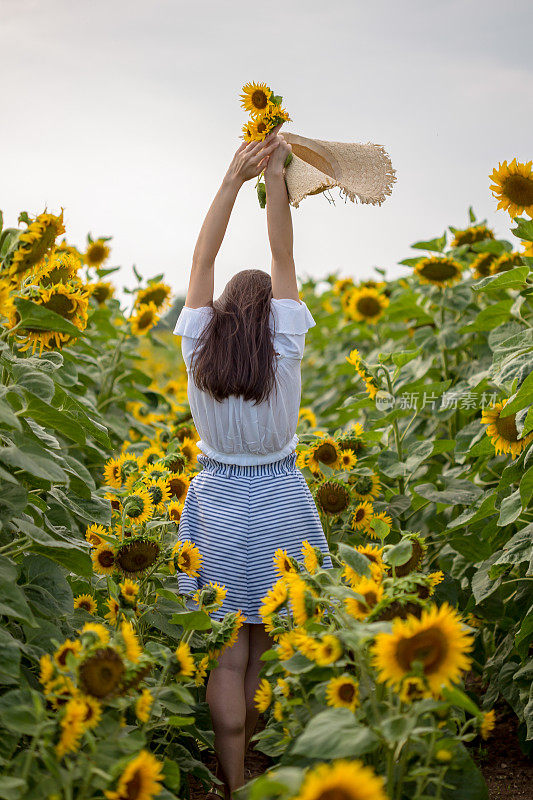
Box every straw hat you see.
[279,131,396,208]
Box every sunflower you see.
[350,472,381,502]
[6,211,65,279]
[195,655,210,687]
[298,407,317,428]
[84,239,110,267]
[294,759,388,800]
[315,480,351,515]
[240,82,274,117]
[167,500,183,523]
[347,288,389,324]
[123,488,153,526]
[470,251,498,279]
[130,302,159,336]
[333,278,354,295]
[521,240,533,258]
[254,678,273,712]
[37,250,83,286]
[194,581,227,610]
[80,695,103,729]
[398,676,431,703]
[338,423,366,453]
[81,622,110,645]
[481,399,533,458]
[168,474,190,502]
[260,578,289,618]
[39,653,54,686]
[414,256,463,288]
[8,282,89,354]
[288,577,319,626]
[103,457,123,489]
[89,281,115,304]
[74,594,97,614]
[54,639,83,670]
[118,452,142,484]
[489,159,533,218]
[273,548,299,577]
[135,688,153,723]
[339,449,357,471]
[136,282,172,310]
[180,436,200,467]
[301,540,319,574]
[139,445,164,468]
[120,578,140,605]
[490,251,524,274]
[105,597,120,625]
[277,632,296,660]
[350,501,374,532]
[312,634,343,666]
[92,544,117,576]
[450,224,494,247]
[309,437,342,470]
[118,620,141,663]
[480,709,496,739]
[325,675,359,711]
[142,477,171,510]
[79,647,125,699]
[371,603,474,694]
[55,697,87,758]
[105,749,163,800]
[345,577,384,621]
[174,641,195,677]
[354,544,385,582]
[171,539,203,576]
[222,609,247,653]
[116,539,160,576]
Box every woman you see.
[173,128,333,800]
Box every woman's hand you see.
[225,132,280,186]
[264,135,292,180]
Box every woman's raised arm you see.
[185,134,281,308]
[264,134,299,302]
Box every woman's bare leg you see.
[206,623,250,798]
[244,623,274,751]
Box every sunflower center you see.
[364,591,378,606]
[87,244,107,263]
[169,508,181,521]
[315,443,338,464]
[257,121,267,134]
[252,90,268,109]
[396,627,448,675]
[318,789,353,800]
[124,770,142,800]
[169,477,187,499]
[43,293,75,318]
[142,287,167,306]
[355,508,365,522]
[93,285,112,303]
[117,541,159,573]
[180,552,191,569]
[495,411,519,442]
[148,486,163,505]
[79,648,125,698]
[137,310,155,330]
[502,174,533,206]
[356,296,382,317]
[99,550,115,568]
[58,646,75,666]
[420,261,459,281]
[338,683,356,702]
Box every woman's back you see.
[174,297,315,465]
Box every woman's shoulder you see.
[173,305,213,339]
[270,297,316,335]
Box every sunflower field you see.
[0,157,533,800]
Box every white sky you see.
[1,0,532,299]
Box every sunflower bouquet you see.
[239,81,292,208]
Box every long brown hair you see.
[190,269,277,405]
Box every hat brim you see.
[280,132,396,208]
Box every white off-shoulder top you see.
[173,298,316,465]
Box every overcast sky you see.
[1,0,532,299]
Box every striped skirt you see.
[176,452,333,623]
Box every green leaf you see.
[24,394,86,445]
[11,368,55,403]
[520,463,533,506]
[0,581,36,626]
[291,708,379,758]
[498,488,523,526]
[500,369,533,417]
[411,232,447,252]
[13,297,82,336]
[0,395,22,431]
[472,266,529,293]
[48,488,111,526]
[511,216,533,242]
[336,543,371,577]
[0,629,21,684]
[0,444,68,484]
[169,610,212,631]
[383,539,413,567]
[459,299,514,333]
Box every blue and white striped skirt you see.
[176,452,333,623]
